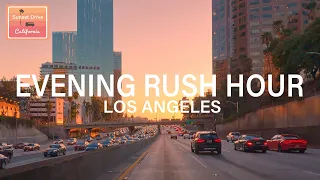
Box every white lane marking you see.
[172,140,207,169]
[302,170,320,176]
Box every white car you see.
[226,132,241,142]
[183,134,191,139]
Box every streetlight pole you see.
[226,101,239,113]
[14,110,18,145]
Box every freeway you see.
[127,130,320,180]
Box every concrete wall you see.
[0,135,157,180]
[0,124,48,144]
[217,95,320,144]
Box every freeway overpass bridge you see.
[64,118,214,131]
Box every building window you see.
[262,0,271,3]
[274,12,285,16]
[250,37,260,42]
[251,29,260,34]
[287,3,297,8]
[288,10,299,15]
[250,52,261,56]
[262,28,272,32]
[250,21,260,27]
[274,5,284,10]
[249,0,259,5]
[250,44,261,49]
[250,14,260,20]
[250,7,259,12]
[262,5,272,11]
[262,20,273,25]
[262,14,272,18]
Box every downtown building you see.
[231,0,311,74]
[212,0,233,90]
[113,51,122,111]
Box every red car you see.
[74,141,89,151]
[267,134,307,153]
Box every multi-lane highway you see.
[127,127,320,180]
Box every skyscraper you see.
[52,31,77,63]
[212,0,232,89]
[232,0,310,74]
[76,0,114,84]
[113,51,122,112]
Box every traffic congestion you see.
[0,126,158,169]
[127,125,320,180]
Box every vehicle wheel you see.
[216,149,222,154]
[234,144,237,150]
[262,150,267,153]
[63,152,66,155]
[191,146,194,152]
[226,139,229,142]
[44,154,47,157]
[299,150,305,153]
[1,162,6,169]
[278,144,283,152]
[24,149,26,152]
[195,147,199,154]
[242,145,247,152]
[7,154,12,162]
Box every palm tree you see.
[261,32,273,50]
[19,9,24,26]
[84,101,93,123]
[72,92,79,123]
[304,1,318,21]
[272,20,284,37]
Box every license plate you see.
[295,145,300,148]
[207,140,212,143]
[256,142,260,144]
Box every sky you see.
[0,0,212,119]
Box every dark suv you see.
[191,131,221,155]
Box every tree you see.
[67,96,73,122]
[272,20,284,37]
[261,32,273,49]
[91,96,104,122]
[304,1,318,21]
[84,101,93,123]
[19,9,24,26]
[45,100,53,123]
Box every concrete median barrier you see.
[0,135,158,180]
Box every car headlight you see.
[53,150,58,153]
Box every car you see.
[191,131,221,154]
[126,137,135,143]
[74,141,89,151]
[133,137,140,141]
[178,131,184,136]
[24,143,40,151]
[101,140,113,147]
[234,134,268,153]
[0,154,9,169]
[170,134,178,139]
[44,144,66,157]
[67,138,77,145]
[95,135,103,140]
[183,134,191,139]
[85,137,93,142]
[14,142,28,149]
[267,134,307,153]
[0,146,13,161]
[226,132,241,142]
[54,139,64,144]
[85,143,103,151]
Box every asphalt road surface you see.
[128,133,320,180]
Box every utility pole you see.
[15,111,18,145]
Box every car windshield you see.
[246,135,263,140]
[199,133,218,139]
[88,143,98,147]
[27,144,34,146]
[102,140,110,144]
[283,135,299,139]
[49,145,60,148]
[232,132,240,136]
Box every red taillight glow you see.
[264,142,267,146]
[246,141,253,146]
[301,140,307,144]
[214,138,221,143]
[197,139,205,143]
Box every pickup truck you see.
[0,143,13,161]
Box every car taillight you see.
[246,141,253,146]
[197,139,205,143]
[214,138,221,143]
[263,142,267,146]
[301,140,307,144]
[231,135,234,139]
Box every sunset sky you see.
[1,0,212,119]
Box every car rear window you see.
[232,132,240,135]
[246,135,263,140]
[283,135,299,139]
[200,133,218,139]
